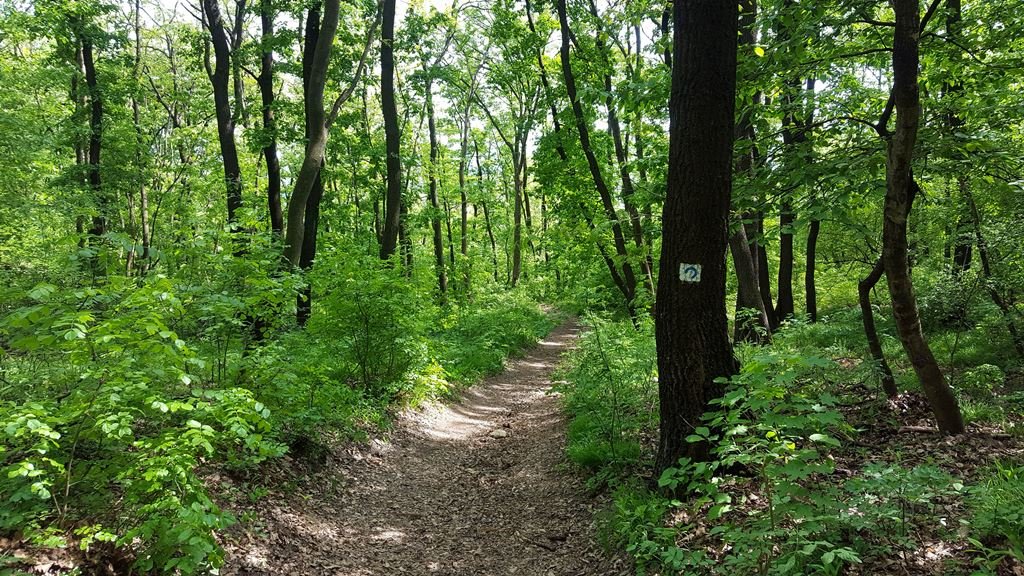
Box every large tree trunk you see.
[379,0,402,261]
[556,0,637,314]
[884,0,963,434]
[655,0,738,472]
[259,0,283,236]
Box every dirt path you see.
[224,320,626,576]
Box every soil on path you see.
[224,320,627,576]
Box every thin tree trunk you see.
[805,219,820,322]
[202,0,243,227]
[859,257,899,397]
[731,226,771,344]
[379,0,402,261]
[655,0,738,472]
[259,0,283,236]
[732,0,771,343]
[80,35,105,242]
[885,0,963,433]
[587,0,654,297]
[131,0,151,272]
[556,0,637,314]
[426,82,448,303]
[476,140,499,283]
[967,190,1024,356]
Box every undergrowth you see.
[558,311,1024,575]
[0,256,555,573]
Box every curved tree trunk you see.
[858,257,898,397]
[202,0,243,229]
[556,0,637,314]
[884,0,963,434]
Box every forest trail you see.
[224,320,626,576]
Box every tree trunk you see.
[884,0,963,434]
[805,218,820,322]
[296,168,323,326]
[426,82,448,303]
[754,216,778,330]
[202,0,243,228]
[655,0,738,473]
[776,202,795,320]
[732,0,771,343]
[283,0,340,267]
[587,0,654,298]
[78,33,106,244]
[859,257,899,397]
[476,140,499,283]
[556,0,637,312]
[967,190,1024,357]
[259,0,283,236]
[731,226,771,344]
[379,0,402,261]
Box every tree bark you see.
[884,0,963,434]
[655,0,738,472]
[259,0,283,236]
[202,0,243,227]
[379,0,403,261]
[859,257,899,397]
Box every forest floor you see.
[220,320,627,576]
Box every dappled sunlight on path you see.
[223,321,625,576]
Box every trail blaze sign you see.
[679,263,701,283]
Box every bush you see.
[309,259,429,398]
[555,316,657,479]
[0,279,284,571]
[968,462,1024,571]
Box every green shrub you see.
[310,259,429,397]
[556,316,657,478]
[968,462,1024,571]
[0,279,284,571]
[960,364,1005,399]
